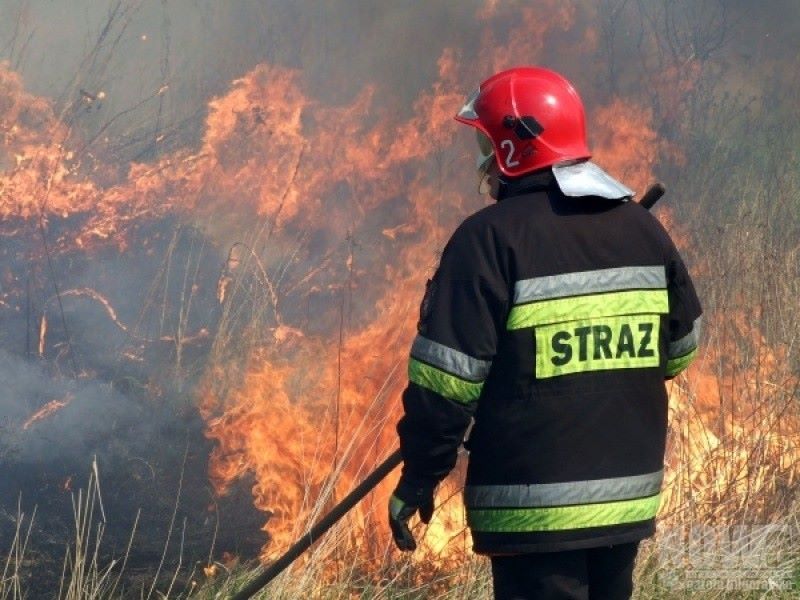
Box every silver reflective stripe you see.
[668,317,702,358]
[464,470,663,508]
[514,266,666,305]
[552,161,633,200]
[410,335,492,383]
[458,88,480,120]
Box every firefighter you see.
[388,67,702,599]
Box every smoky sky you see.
[2,0,796,165]
[0,0,484,158]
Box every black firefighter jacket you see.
[397,172,702,555]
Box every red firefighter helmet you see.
[455,66,591,177]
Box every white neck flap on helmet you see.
[551,161,634,200]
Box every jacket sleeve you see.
[397,216,510,489]
[664,242,703,378]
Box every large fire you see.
[2,0,797,590]
[190,4,674,568]
[662,310,800,523]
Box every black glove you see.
[388,479,434,551]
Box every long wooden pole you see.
[229,449,402,600]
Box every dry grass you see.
[4,116,800,600]
[0,499,36,600]
[186,91,800,600]
[2,2,799,597]
[5,102,797,600]
[0,457,210,600]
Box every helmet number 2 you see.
[500,139,520,168]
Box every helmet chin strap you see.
[479,174,508,200]
[477,171,493,195]
[477,159,507,200]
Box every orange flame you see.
[23,394,73,430]
[192,4,668,565]
[662,310,800,523]
[3,2,769,582]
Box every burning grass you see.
[190,84,800,599]
[2,1,800,597]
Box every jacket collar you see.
[498,161,633,202]
[497,170,555,201]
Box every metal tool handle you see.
[639,182,665,210]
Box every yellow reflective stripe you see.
[535,315,660,379]
[666,348,698,376]
[507,289,669,330]
[467,493,661,533]
[408,358,483,404]
[389,495,405,520]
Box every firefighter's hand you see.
[388,482,434,552]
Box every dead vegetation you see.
[1,1,799,598]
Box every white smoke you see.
[0,349,153,466]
